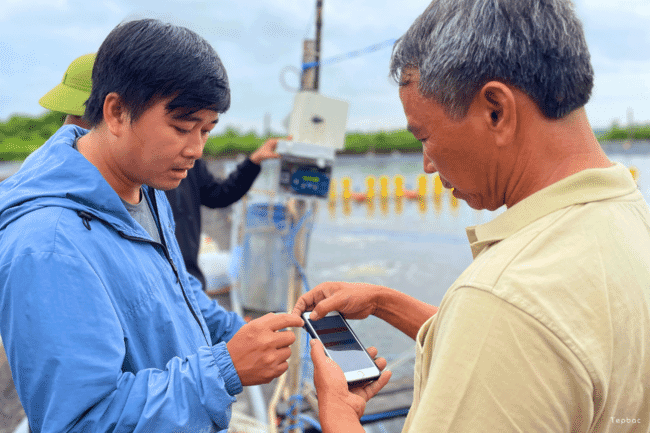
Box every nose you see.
[423,153,436,174]
[182,131,205,160]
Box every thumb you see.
[310,339,327,366]
[310,339,340,373]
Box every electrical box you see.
[236,94,347,312]
[275,140,335,199]
[288,92,349,150]
[261,92,348,199]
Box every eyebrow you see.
[171,113,219,124]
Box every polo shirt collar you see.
[466,163,638,258]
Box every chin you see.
[151,180,183,191]
[463,195,488,211]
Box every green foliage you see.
[0,111,65,161]
[600,122,650,140]
[3,111,648,162]
[344,130,420,154]
[203,128,267,158]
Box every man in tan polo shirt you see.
[292,0,650,431]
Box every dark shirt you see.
[165,158,261,290]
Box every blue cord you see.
[280,208,314,293]
[302,38,398,70]
[360,407,410,423]
[282,394,306,432]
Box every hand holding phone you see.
[227,312,304,386]
[302,311,381,388]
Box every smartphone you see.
[302,311,381,388]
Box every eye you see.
[173,126,190,134]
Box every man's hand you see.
[310,339,392,433]
[292,281,386,321]
[249,137,284,165]
[293,281,438,340]
[226,313,304,385]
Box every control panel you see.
[275,140,336,199]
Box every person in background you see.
[39,52,95,128]
[39,52,282,293]
[293,0,650,431]
[1,18,303,432]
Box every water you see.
[288,148,646,360]
[2,148,648,357]
[2,145,649,430]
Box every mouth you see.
[171,164,194,172]
[440,177,454,190]
[170,166,192,179]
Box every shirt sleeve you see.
[197,158,261,209]
[405,287,594,433]
[0,251,241,432]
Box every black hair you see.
[84,19,230,127]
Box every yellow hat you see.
[39,53,95,116]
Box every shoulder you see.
[445,199,650,392]
[0,206,112,264]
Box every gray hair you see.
[390,0,593,119]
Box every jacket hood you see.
[0,125,147,235]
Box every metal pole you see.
[286,198,308,433]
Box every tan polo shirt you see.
[402,163,650,433]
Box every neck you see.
[504,107,612,208]
[76,127,143,204]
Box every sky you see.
[0,0,649,135]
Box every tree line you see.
[0,111,648,162]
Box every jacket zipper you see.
[119,231,211,347]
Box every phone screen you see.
[305,313,377,374]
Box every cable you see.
[280,207,314,292]
[360,407,410,424]
[301,38,398,71]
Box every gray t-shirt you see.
[121,193,161,244]
[72,137,161,244]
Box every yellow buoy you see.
[379,175,389,198]
[450,189,459,211]
[417,174,427,197]
[342,177,352,200]
[365,176,376,200]
[394,175,405,198]
[328,178,337,203]
[433,174,443,197]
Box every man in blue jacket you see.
[38,51,283,293]
[0,19,303,432]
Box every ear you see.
[102,92,128,137]
[478,81,516,148]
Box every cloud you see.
[0,0,648,130]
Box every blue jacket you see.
[0,125,246,432]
